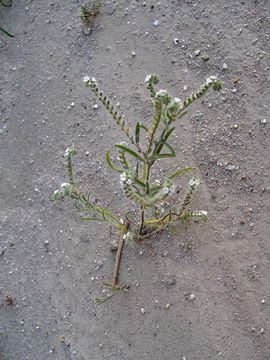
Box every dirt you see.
[0,0,270,359]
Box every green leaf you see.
[80,217,105,221]
[150,140,176,161]
[106,150,123,173]
[164,126,176,140]
[168,167,195,180]
[135,122,140,143]
[115,144,146,163]
[134,176,146,188]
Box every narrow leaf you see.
[135,122,140,143]
[168,167,195,180]
[115,145,146,163]
[106,150,123,173]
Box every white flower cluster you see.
[206,75,217,85]
[145,74,160,84]
[64,147,77,158]
[53,182,74,200]
[189,176,200,187]
[120,171,133,188]
[162,179,176,196]
[191,210,208,219]
[123,231,135,242]
[168,97,183,114]
[155,89,172,105]
[145,74,152,83]
[83,76,97,86]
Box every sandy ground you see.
[0,1,270,359]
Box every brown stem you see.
[112,220,130,287]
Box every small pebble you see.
[233,78,239,83]
[189,293,195,300]
[201,54,210,61]
[183,85,188,91]
[222,63,228,70]
[71,102,75,107]
[93,104,98,109]
[226,165,236,171]
[154,20,159,26]
[140,308,145,314]
[59,335,65,342]
[239,219,246,225]
[131,51,136,57]
[173,38,179,45]
[233,124,238,129]
[261,299,266,304]
[166,303,171,308]
[109,240,119,252]
[260,328,265,334]
[194,49,201,56]
[260,118,267,124]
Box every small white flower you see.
[189,176,200,187]
[163,187,170,195]
[83,75,91,83]
[200,211,208,216]
[64,147,77,157]
[126,179,132,185]
[210,75,217,80]
[206,77,212,85]
[145,74,151,83]
[156,89,168,97]
[120,173,127,182]
[90,77,97,84]
[61,182,70,188]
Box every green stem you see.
[0,26,14,37]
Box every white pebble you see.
[222,63,228,70]
[173,38,179,45]
[140,308,145,314]
[93,104,98,109]
[189,293,195,300]
[154,20,159,26]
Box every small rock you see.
[93,104,98,109]
[233,124,238,129]
[260,118,267,124]
[173,38,179,45]
[241,173,247,180]
[201,54,210,61]
[83,26,92,35]
[194,49,201,56]
[183,85,188,91]
[189,294,195,300]
[260,328,265,334]
[109,240,119,252]
[222,63,228,70]
[226,165,236,171]
[59,335,65,342]
[154,20,159,26]
[165,303,171,308]
[166,278,176,286]
[140,308,145,314]
[261,299,266,304]
[131,51,136,57]
[233,78,239,83]
[239,219,246,225]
